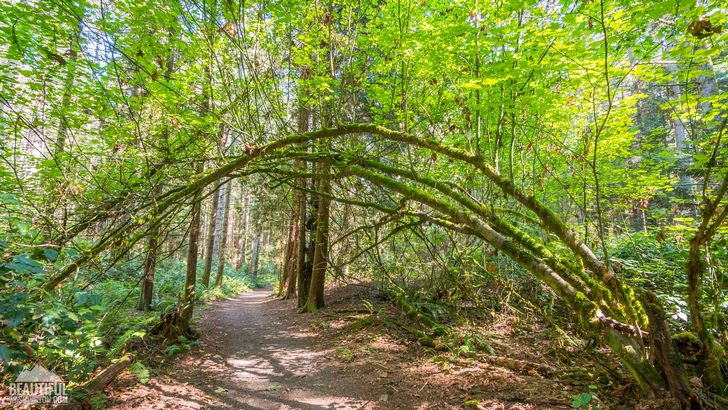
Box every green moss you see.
[709,340,724,356]
[464,399,480,408]
[672,331,700,344]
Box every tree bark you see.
[85,355,135,392]
[641,291,691,404]
[215,181,233,287]
[303,163,331,312]
[236,190,249,270]
[667,63,693,200]
[292,179,307,302]
[280,200,299,296]
[284,183,304,299]
[137,231,157,312]
[137,187,162,311]
[177,163,203,334]
[298,178,316,308]
[250,229,261,277]
[202,185,221,287]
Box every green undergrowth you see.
[0,245,274,388]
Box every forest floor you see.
[104,285,634,409]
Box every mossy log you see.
[57,355,135,409]
[85,354,135,391]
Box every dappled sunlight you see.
[107,286,594,409]
[107,289,380,409]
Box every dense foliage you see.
[1,0,726,406]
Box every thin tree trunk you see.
[250,230,260,277]
[236,191,249,270]
[292,178,307,302]
[178,163,203,330]
[47,14,84,240]
[284,183,304,299]
[138,185,163,311]
[202,186,221,286]
[283,86,310,298]
[298,179,317,308]
[215,181,233,287]
[294,66,311,306]
[137,228,158,311]
[137,33,174,311]
[303,162,331,312]
[667,63,693,200]
[280,205,297,295]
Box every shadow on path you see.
[106,289,380,409]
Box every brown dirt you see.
[105,286,625,409]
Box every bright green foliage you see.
[0,0,726,404]
[0,247,260,384]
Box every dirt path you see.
[107,287,604,409]
[107,288,382,409]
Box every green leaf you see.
[0,343,11,364]
[43,248,59,261]
[6,256,44,274]
[571,392,593,408]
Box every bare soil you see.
[105,286,629,409]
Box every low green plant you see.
[571,385,600,409]
[129,361,151,384]
[0,240,270,387]
[164,335,196,356]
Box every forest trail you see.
[106,288,380,409]
[104,286,593,409]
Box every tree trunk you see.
[298,182,317,308]
[47,11,84,241]
[280,202,298,296]
[303,163,331,312]
[236,190,249,270]
[171,162,204,338]
[641,291,691,405]
[202,185,221,287]
[137,230,158,311]
[292,179,307,302]
[250,229,261,277]
[667,63,693,200]
[137,25,175,306]
[137,186,163,311]
[294,66,311,306]
[215,181,233,287]
[283,84,310,298]
[687,235,726,392]
[284,182,304,299]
